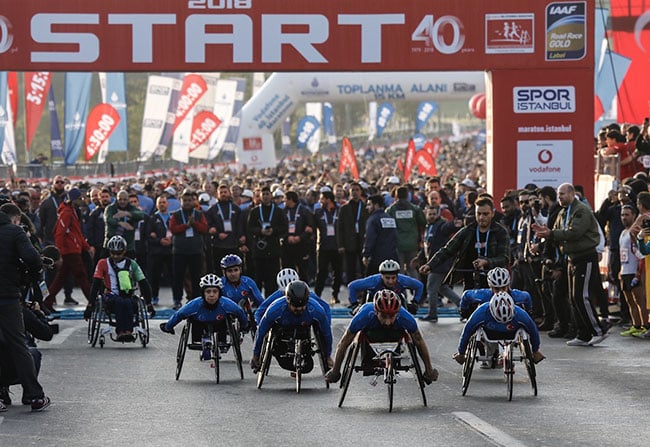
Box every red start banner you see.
[0,0,592,71]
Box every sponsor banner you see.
[339,136,359,180]
[546,2,587,61]
[322,102,337,146]
[0,1,592,71]
[139,75,176,161]
[236,133,276,169]
[172,73,207,132]
[368,101,377,140]
[208,78,237,159]
[485,14,534,54]
[376,102,394,138]
[281,117,291,154]
[157,74,183,157]
[220,78,246,160]
[295,115,320,150]
[63,73,92,165]
[85,103,120,161]
[24,71,52,151]
[513,86,576,113]
[305,102,322,154]
[189,110,221,154]
[517,140,572,188]
[0,72,16,166]
[189,72,219,159]
[98,72,128,154]
[48,86,64,159]
[415,101,437,132]
[171,112,191,163]
[414,149,437,176]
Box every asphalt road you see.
[1,289,648,447]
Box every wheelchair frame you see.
[461,327,537,401]
[87,294,149,348]
[175,315,244,383]
[256,324,329,393]
[338,330,428,412]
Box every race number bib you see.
[380,217,397,228]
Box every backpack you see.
[108,257,135,296]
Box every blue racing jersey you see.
[220,275,264,307]
[347,273,424,305]
[348,303,419,334]
[459,288,533,319]
[163,296,249,331]
[255,289,331,324]
[457,302,540,355]
[253,297,332,357]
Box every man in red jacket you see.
[44,188,95,312]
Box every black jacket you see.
[0,212,42,302]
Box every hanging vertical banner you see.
[338,136,359,180]
[8,72,17,129]
[281,117,291,155]
[404,138,416,181]
[305,102,322,154]
[157,74,183,157]
[376,102,394,138]
[414,150,437,176]
[24,72,52,151]
[48,86,64,160]
[323,102,337,147]
[396,158,404,173]
[172,73,207,132]
[85,103,120,161]
[208,78,237,159]
[190,73,220,160]
[296,116,320,149]
[171,113,192,163]
[98,73,128,153]
[63,73,92,165]
[189,111,221,154]
[368,101,378,140]
[252,72,266,96]
[415,101,438,133]
[139,75,176,161]
[220,78,247,160]
[0,73,9,159]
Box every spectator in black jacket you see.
[205,183,245,273]
[85,188,112,266]
[281,190,313,282]
[146,195,173,306]
[362,194,398,275]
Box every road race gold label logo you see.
[545,2,586,61]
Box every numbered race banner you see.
[189,111,221,154]
[84,103,120,161]
[404,138,416,181]
[172,73,207,132]
[24,72,51,151]
[338,136,359,180]
[376,102,394,138]
[415,101,437,132]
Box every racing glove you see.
[83,305,93,321]
[406,301,419,315]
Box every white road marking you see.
[452,411,527,447]
[0,416,4,425]
[44,327,77,345]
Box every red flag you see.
[414,150,438,176]
[85,103,121,161]
[396,158,404,173]
[188,111,221,153]
[424,137,442,159]
[24,72,52,151]
[404,139,416,180]
[338,137,360,180]
[8,72,17,128]
[172,73,207,133]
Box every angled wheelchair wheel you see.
[88,303,102,348]
[462,334,478,396]
[295,338,303,394]
[504,343,514,401]
[175,321,190,381]
[520,338,537,396]
[227,316,244,380]
[136,298,149,348]
[211,330,220,384]
[406,339,427,407]
[338,340,360,408]
[386,353,395,413]
[312,325,330,389]
[257,331,275,389]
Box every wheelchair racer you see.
[160,274,249,359]
[251,280,332,374]
[325,289,438,384]
[347,259,423,315]
[459,267,533,319]
[219,254,264,308]
[255,268,331,325]
[453,291,545,365]
[84,235,155,342]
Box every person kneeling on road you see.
[453,291,545,365]
[159,274,249,355]
[325,289,439,385]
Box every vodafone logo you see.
[0,16,13,54]
[538,149,552,164]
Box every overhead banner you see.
[24,71,52,151]
[0,1,592,72]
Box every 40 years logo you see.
[0,16,13,54]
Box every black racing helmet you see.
[285,280,310,307]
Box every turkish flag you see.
[188,111,221,153]
[172,73,207,133]
[414,150,438,176]
[338,136,360,180]
[85,103,120,161]
[404,139,416,181]
[24,72,52,151]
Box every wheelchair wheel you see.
[88,303,102,348]
[504,343,514,401]
[338,340,360,408]
[462,334,478,396]
[312,325,330,389]
[228,316,244,380]
[386,353,395,413]
[211,330,220,384]
[136,298,149,348]
[406,340,427,407]
[295,339,303,394]
[175,321,190,381]
[257,331,275,389]
[520,338,537,396]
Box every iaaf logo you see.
[513,86,576,114]
[0,16,14,54]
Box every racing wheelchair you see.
[255,324,329,393]
[461,327,537,401]
[175,315,244,383]
[338,329,428,412]
[87,294,149,348]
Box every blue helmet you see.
[220,254,243,269]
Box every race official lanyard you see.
[259,203,275,225]
[180,209,193,224]
[476,227,490,257]
[288,204,302,222]
[563,204,571,229]
[355,201,362,224]
[323,207,337,225]
[156,211,170,230]
[217,202,232,222]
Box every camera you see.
[256,239,268,250]
[643,220,650,229]
[532,199,541,212]
[261,223,271,231]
